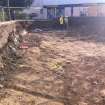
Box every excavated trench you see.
[1,21,105,105]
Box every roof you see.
[44,3,105,8]
[43,0,105,6]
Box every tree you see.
[10,0,34,7]
[0,0,34,7]
[0,0,34,20]
[0,0,7,6]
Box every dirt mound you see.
[1,31,105,105]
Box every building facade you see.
[43,4,105,19]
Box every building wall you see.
[88,5,105,16]
[44,4,105,19]
[73,7,80,16]
[79,7,88,16]
[43,8,47,19]
[88,5,98,16]
[65,5,105,17]
[65,6,89,17]
[97,5,105,16]
[65,7,71,17]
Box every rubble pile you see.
[1,23,105,105]
[0,31,23,84]
[2,31,23,70]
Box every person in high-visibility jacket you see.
[59,16,64,29]
[59,16,64,25]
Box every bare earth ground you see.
[1,31,105,105]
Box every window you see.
[47,8,56,19]
[56,7,64,17]
[40,9,43,14]
[80,7,88,16]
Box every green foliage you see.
[14,10,28,20]
[0,0,34,21]
[0,0,7,6]
[0,0,34,7]
[0,9,7,21]
[0,11,3,21]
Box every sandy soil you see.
[1,31,105,105]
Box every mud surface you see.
[1,31,105,105]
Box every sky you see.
[33,0,105,6]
